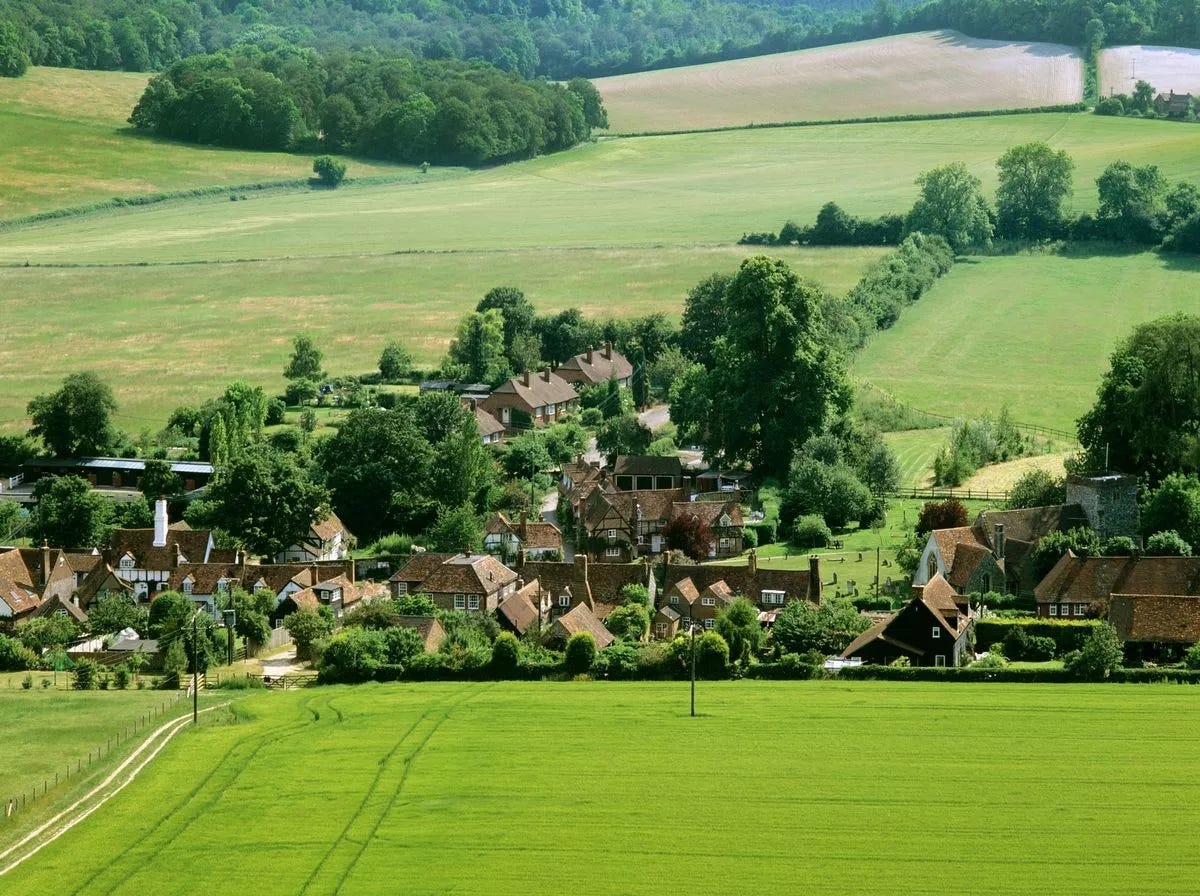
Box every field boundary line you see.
[0,702,229,877]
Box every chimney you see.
[586,347,594,364]
[575,553,588,579]
[542,367,551,383]
[522,371,530,387]
[41,539,51,587]
[153,497,168,548]
[748,548,757,576]
[310,562,319,584]
[809,555,822,602]
[518,548,527,568]
[468,397,478,411]
[604,341,613,360]
[995,524,1006,561]
[174,542,183,568]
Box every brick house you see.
[480,368,580,433]
[474,404,505,446]
[841,573,972,667]
[1034,553,1200,619]
[548,602,615,649]
[555,342,633,389]
[483,512,563,560]
[516,554,654,623]
[388,553,519,613]
[1154,91,1195,117]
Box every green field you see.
[854,248,1200,432]
[0,67,406,219]
[4,681,1200,894]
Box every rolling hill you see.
[594,31,1084,134]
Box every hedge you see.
[974,618,1100,655]
[745,521,778,545]
[838,665,1200,684]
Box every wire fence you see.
[3,692,188,827]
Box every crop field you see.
[0,245,882,430]
[854,249,1200,433]
[5,681,1200,895]
[0,67,404,219]
[595,30,1083,134]
[1098,45,1200,97]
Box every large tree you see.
[27,372,120,458]
[476,286,538,371]
[906,162,993,251]
[995,142,1074,240]
[284,335,324,382]
[30,475,113,548]
[678,272,733,369]
[1077,313,1200,482]
[670,256,850,477]
[1095,161,1169,242]
[446,309,509,385]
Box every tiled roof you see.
[489,370,578,408]
[920,573,961,612]
[656,604,681,622]
[108,527,212,570]
[1110,594,1200,642]
[613,455,683,479]
[673,501,742,528]
[661,564,817,606]
[311,511,347,543]
[931,526,985,577]
[485,513,515,536]
[396,615,446,652]
[0,578,40,616]
[416,554,518,596]
[498,580,543,634]
[668,577,699,604]
[168,564,242,595]
[1035,554,1200,614]
[975,504,1089,549]
[552,603,615,649]
[517,559,592,608]
[0,548,34,589]
[475,406,505,437]
[64,552,103,575]
[34,593,88,622]
[946,541,991,591]
[558,345,633,385]
[390,553,457,584]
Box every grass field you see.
[854,248,1200,432]
[883,427,949,488]
[596,30,1083,134]
[1098,44,1200,97]
[6,681,1200,895]
[0,67,404,219]
[0,245,883,430]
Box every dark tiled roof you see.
[412,554,518,596]
[1110,594,1200,642]
[613,455,683,479]
[552,603,615,649]
[390,553,457,584]
[108,527,212,570]
[558,345,633,385]
[34,593,88,622]
[488,370,578,408]
[498,580,543,634]
[661,564,816,606]
[396,615,446,651]
[673,501,742,528]
[475,406,505,437]
[1035,554,1200,615]
[311,511,347,542]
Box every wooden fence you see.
[888,486,1011,503]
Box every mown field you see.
[0,67,406,220]
[1098,44,1200,98]
[5,681,1200,895]
[854,248,1200,433]
[595,30,1083,134]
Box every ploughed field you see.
[1098,44,1200,98]
[594,30,1084,134]
[3,681,1200,895]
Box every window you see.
[501,407,511,424]
[636,535,645,545]
[1075,603,1086,616]
[454,595,466,610]
[182,579,193,595]
[701,597,716,607]
[704,619,715,630]
[607,528,617,541]
[395,583,408,595]
[468,595,480,611]
[1049,604,1058,617]
[668,595,679,605]
[216,580,229,594]
[719,537,732,550]
[761,590,785,606]
[119,556,134,570]
[931,627,940,639]
[934,655,946,667]
[655,623,667,638]
[559,594,571,608]
[605,546,621,557]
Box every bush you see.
[1065,623,1124,680]
[1145,530,1193,557]
[491,631,520,677]
[318,628,387,683]
[313,155,347,187]
[974,618,1099,656]
[563,632,597,675]
[21,672,32,689]
[1184,643,1200,670]
[744,653,820,679]
[746,520,777,545]
[0,633,37,671]
[741,527,758,549]
[594,643,640,679]
[113,664,131,690]
[790,514,831,549]
[696,631,730,679]
[1001,627,1056,662]
[72,658,102,690]
[215,675,266,689]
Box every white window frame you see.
[605,546,621,557]
[558,594,571,608]
[701,597,716,607]
[655,622,667,638]
[931,626,940,639]
[934,655,946,667]
[119,556,134,570]
[467,595,480,611]
[719,537,732,550]
[454,595,466,610]
[1075,603,1085,616]
[607,528,617,541]
[668,595,679,605]
[703,619,715,630]
[182,579,193,595]
[395,582,408,595]
[1049,604,1058,617]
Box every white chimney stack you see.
[153,498,168,548]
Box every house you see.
[657,577,736,632]
[483,512,563,560]
[548,602,615,649]
[659,552,821,615]
[840,573,972,667]
[474,404,505,446]
[516,554,654,623]
[106,499,217,602]
[674,500,744,559]
[388,553,519,613]
[555,343,633,389]
[652,604,682,640]
[1034,553,1200,619]
[33,592,88,624]
[1154,91,1195,117]
[480,368,580,433]
[612,455,684,492]
[21,457,213,492]
[0,542,84,624]
[275,511,351,564]
[497,578,552,636]
[576,488,735,561]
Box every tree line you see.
[128,44,606,164]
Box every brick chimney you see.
[542,367,552,383]
[604,341,613,360]
[41,539,51,588]
[809,555,822,602]
[522,370,531,387]
[995,524,1006,561]
[748,548,757,576]
[153,497,168,548]
[586,347,594,364]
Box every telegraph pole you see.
[191,611,199,725]
[690,616,698,718]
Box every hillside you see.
[595,31,1084,134]
[1098,45,1200,97]
[0,67,404,219]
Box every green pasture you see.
[884,427,949,488]
[5,681,1200,895]
[0,68,405,219]
[3,113,1199,263]
[0,245,880,431]
[854,248,1200,433]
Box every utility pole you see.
[191,611,199,725]
[690,616,697,718]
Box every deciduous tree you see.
[284,335,324,382]
[30,476,113,548]
[27,372,120,458]
[906,162,993,251]
[995,142,1074,239]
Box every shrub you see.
[72,658,102,690]
[563,632,597,675]
[1184,643,1200,670]
[696,631,730,679]
[974,618,1098,655]
[318,628,387,683]
[741,527,758,549]
[790,514,831,549]
[313,155,347,187]
[594,642,640,679]
[580,407,603,427]
[746,520,777,545]
[1145,530,1193,557]
[971,651,1008,669]
[0,633,37,671]
[113,665,131,690]
[1065,623,1124,680]
[745,653,820,679]
[491,631,520,677]
[21,672,32,689]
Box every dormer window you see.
[668,595,679,605]
[216,580,229,594]
[119,556,134,570]
[719,514,731,527]
[182,579,193,595]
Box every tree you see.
[139,458,183,499]
[619,583,650,607]
[312,155,347,186]
[906,162,993,251]
[995,142,1074,240]
[915,499,968,537]
[715,597,764,663]
[72,657,102,690]
[319,627,387,682]
[1007,469,1066,510]
[446,309,508,385]
[0,22,29,77]
[1141,474,1200,548]
[631,347,649,410]
[219,587,274,650]
[17,615,79,652]
[427,504,483,553]
[0,434,35,474]
[477,286,538,370]
[604,603,649,642]
[284,335,324,382]
[782,458,872,530]
[27,372,120,458]
[319,94,360,152]
[1095,161,1168,242]
[395,593,438,616]
[678,273,733,369]
[771,597,869,656]
[30,476,113,548]
[1031,527,1101,580]
[536,308,601,365]
[671,257,849,477]
[662,510,714,562]
[695,630,730,679]
[491,630,521,675]
[284,607,333,661]
[0,634,37,672]
[1131,79,1156,113]
[1077,314,1200,481]
[596,413,651,461]
[87,594,148,637]
[148,590,192,637]
[201,445,328,557]
[502,433,553,480]
[1065,622,1123,680]
[564,632,597,674]
[378,341,414,383]
[1145,530,1193,556]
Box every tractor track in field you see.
[0,702,230,879]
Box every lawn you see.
[4,681,1200,895]
[0,245,882,431]
[0,67,407,219]
[596,30,1082,134]
[853,248,1200,433]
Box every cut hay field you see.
[1098,45,1200,98]
[0,245,883,430]
[5,682,1200,895]
[854,249,1200,433]
[0,67,405,219]
[595,30,1083,134]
